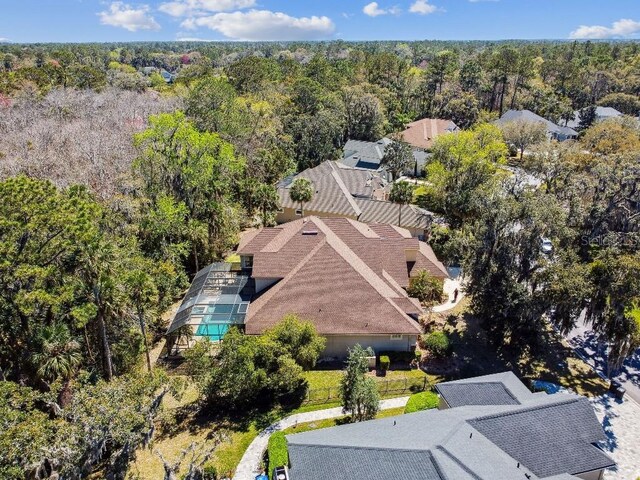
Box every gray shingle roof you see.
[277,161,434,231]
[286,372,614,480]
[437,382,520,407]
[436,371,536,407]
[287,445,453,480]
[356,198,432,230]
[565,106,623,129]
[342,138,431,174]
[469,397,614,478]
[495,109,578,138]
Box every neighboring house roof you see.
[286,372,614,480]
[399,118,460,150]
[278,161,363,218]
[277,161,433,231]
[341,138,430,173]
[495,109,578,138]
[237,216,448,336]
[565,106,623,129]
[356,198,432,230]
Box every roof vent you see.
[302,230,318,235]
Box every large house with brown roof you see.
[276,161,434,238]
[167,216,448,357]
[399,118,460,150]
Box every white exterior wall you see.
[254,277,280,294]
[322,334,417,358]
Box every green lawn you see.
[302,367,440,405]
[282,406,406,435]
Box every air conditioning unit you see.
[273,465,290,480]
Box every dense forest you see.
[1,40,640,479]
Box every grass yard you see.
[129,383,267,479]
[427,298,609,397]
[282,406,407,436]
[302,366,441,405]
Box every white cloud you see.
[570,18,640,39]
[362,2,401,17]
[0,37,8,42]
[181,9,335,41]
[409,0,437,15]
[98,2,160,31]
[363,2,386,16]
[159,0,255,17]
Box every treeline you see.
[419,115,640,373]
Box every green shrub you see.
[404,391,439,413]
[267,431,289,479]
[379,355,390,371]
[379,351,414,363]
[203,463,217,480]
[422,331,451,357]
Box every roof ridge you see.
[312,219,422,334]
[437,381,522,406]
[246,236,328,321]
[434,446,484,480]
[290,442,437,455]
[312,218,399,298]
[468,396,580,423]
[330,168,362,217]
[427,450,451,480]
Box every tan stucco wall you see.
[322,334,417,358]
[276,208,357,224]
[276,208,425,238]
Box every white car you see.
[540,237,553,254]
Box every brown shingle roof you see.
[239,217,448,335]
[399,118,459,150]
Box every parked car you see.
[540,237,553,254]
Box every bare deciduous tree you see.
[0,88,180,199]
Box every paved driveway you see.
[591,395,640,480]
[567,319,640,403]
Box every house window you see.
[390,334,403,340]
[295,209,303,216]
[241,255,253,269]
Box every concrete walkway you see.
[232,396,410,480]
[433,267,465,313]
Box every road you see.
[565,313,640,404]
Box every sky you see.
[0,0,639,43]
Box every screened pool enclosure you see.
[166,263,254,352]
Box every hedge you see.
[404,391,439,414]
[379,355,390,371]
[422,331,451,357]
[267,431,289,479]
[378,351,416,363]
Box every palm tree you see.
[389,180,415,227]
[32,323,82,407]
[289,178,313,217]
[125,268,158,373]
